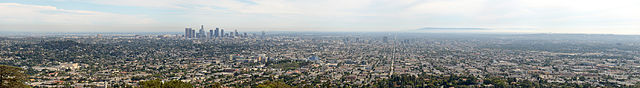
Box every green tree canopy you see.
[0,65,30,88]
[257,81,294,88]
[138,79,192,88]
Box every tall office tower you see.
[188,28,192,38]
[214,28,220,38]
[383,36,388,43]
[185,28,191,38]
[198,25,206,38]
[258,54,267,62]
[190,30,196,38]
[221,29,225,37]
[195,32,200,38]
[209,29,214,38]
[234,29,238,37]
[187,28,195,38]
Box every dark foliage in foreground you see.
[370,74,640,88]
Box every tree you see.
[0,65,30,88]
[137,79,192,88]
[164,80,192,88]
[138,79,163,88]
[257,81,294,88]
[208,82,223,88]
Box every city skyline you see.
[3,32,640,87]
[183,25,249,39]
[4,1,640,87]
[1,0,640,34]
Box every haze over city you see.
[4,0,640,88]
[1,0,640,34]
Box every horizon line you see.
[0,31,638,36]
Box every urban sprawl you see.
[2,25,640,87]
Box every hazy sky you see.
[1,0,639,34]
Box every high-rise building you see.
[190,30,196,38]
[198,25,206,38]
[185,28,197,38]
[209,29,214,38]
[214,28,220,38]
[234,29,238,37]
[258,54,267,62]
[221,29,224,37]
[185,28,191,38]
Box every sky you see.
[1,0,640,34]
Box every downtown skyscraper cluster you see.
[184,25,247,39]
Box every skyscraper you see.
[190,30,196,38]
[214,28,219,38]
[198,25,206,38]
[185,28,191,38]
[184,28,197,38]
[209,29,214,38]
[221,29,224,37]
[234,29,238,37]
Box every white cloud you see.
[405,0,486,15]
[0,3,154,25]
[0,3,158,32]
[2,0,640,33]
